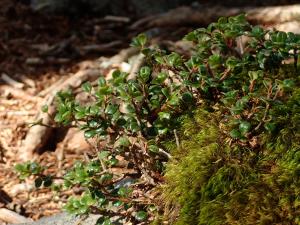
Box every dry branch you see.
[79,40,122,54]
[128,53,145,80]
[131,4,300,29]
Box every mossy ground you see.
[162,86,300,224]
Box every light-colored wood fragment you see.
[1,73,24,89]
[0,208,32,224]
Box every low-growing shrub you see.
[16,14,300,224]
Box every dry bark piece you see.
[247,4,300,24]
[19,75,36,88]
[272,21,300,34]
[1,85,40,102]
[8,183,34,197]
[100,47,139,69]
[0,208,32,224]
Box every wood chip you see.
[0,208,32,224]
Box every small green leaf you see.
[283,79,295,89]
[101,219,112,225]
[182,92,193,103]
[98,86,112,95]
[125,104,136,113]
[98,77,106,86]
[135,211,148,221]
[90,105,100,115]
[239,121,251,134]
[98,151,110,159]
[99,173,113,184]
[105,104,118,115]
[113,200,123,207]
[15,164,25,173]
[137,34,147,46]
[169,94,180,106]
[158,127,168,135]
[131,33,147,47]
[161,87,170,98]
[218,17,227,24]
[117,136,130,147]
[75,111,86,120]
[128,119,140,133]
[30,162,43,174]
[149,145,159,153]
[251,26,265,39]
[158,112,171,120]
[116,118,126,126]
[84,130,97,139]
[248,70,263,81]
[88,120,99,128]
[154,54,164,64]
[41,105,48,113]
[141,47,151,56]
[108,157,119,166]
[208,54,222,69]
[82,82,92,93]
[276,31,287,43]
[167,53,182,67]
[264,122,276,133]
[152,72,167,84]
[54,113,63,123]
[117,187,132,197]
[145,127,158,136]
[139,66,151,82]
[230,129,241,139]
[112,70,121,79]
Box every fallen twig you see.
[1,73,24,89]
[104,15,130,23]
[79,40,123,54]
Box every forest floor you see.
[1,1,300,224]
[0,1,193,223]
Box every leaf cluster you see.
[15,14,300,224]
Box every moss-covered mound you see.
[163,87,300,225]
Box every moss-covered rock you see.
[163,89,300,224]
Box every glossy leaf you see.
[135,211,148,221]
[82,82,92,93]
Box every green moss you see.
[163,95,300,224]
